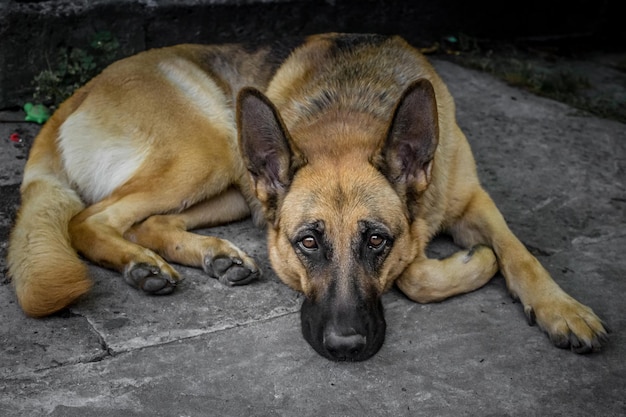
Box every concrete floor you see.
[0,56,625,416]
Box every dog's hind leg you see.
[396,245,498,304]
[445,187,609,353]
[124,187,261,286]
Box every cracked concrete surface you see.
[0,57,625,416]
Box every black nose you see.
[301,293,386,362]
[323,329,367,361]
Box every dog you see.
[8,33,608,361]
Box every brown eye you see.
[300,236,318,250]
[368,234,385,249]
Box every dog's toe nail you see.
[550,332,571,349]
[524,306,536,326]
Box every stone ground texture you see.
[0,53,625,415]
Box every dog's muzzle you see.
[300,296,386,361]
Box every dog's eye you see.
[368,234,386,250]
[300,236,319,251]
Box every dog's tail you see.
[8,98,92,317]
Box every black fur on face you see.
[300,281,386,362]
[295,219,391,361]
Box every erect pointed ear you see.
[376,79,439,208]
[237,87,305,224]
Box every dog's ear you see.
[237,87,305,224]
[376,79,439,208]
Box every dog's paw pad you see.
[204,256,260,286]
[124,263,178,295]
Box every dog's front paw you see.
[124,262,180,295]
[524,293,609,353]
[203,255,260,286]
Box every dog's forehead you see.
[281,161,406,234]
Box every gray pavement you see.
[1,58,625,416]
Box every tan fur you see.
[259,34,488,295]
[8,34,607,356]
[239,33,608,357]
[9,44,271,316]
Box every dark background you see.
[0,0,624,108]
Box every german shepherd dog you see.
[8,33,608,361]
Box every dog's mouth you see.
[300,296,386,362]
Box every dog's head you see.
[237,80,438,361]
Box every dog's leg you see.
[125,187,260,286]
[69,192,185,295]
[448,188,608,352]
[396,245,498,303]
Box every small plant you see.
[31,31,120,110]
